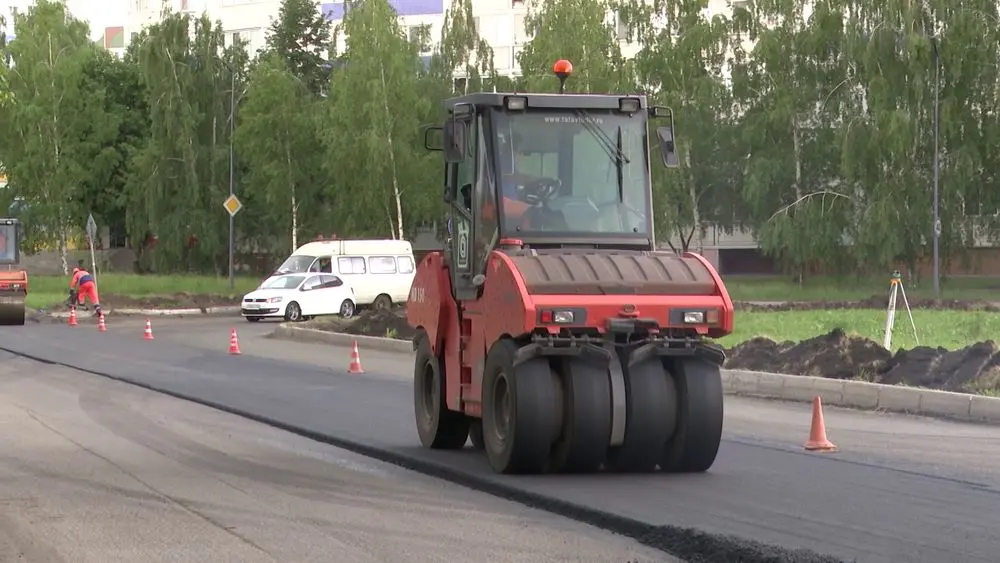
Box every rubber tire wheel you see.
[284,302,303,322]
[373,294,392,310]
[413,334,470,449]
[340,299,356,318]
[468,418,485,450]
[605,358,676,472]
[548,358,613,473]
[482,339,559,474]
[661,358,724,473]
[246,317,261,323]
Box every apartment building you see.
[113,0,738,74]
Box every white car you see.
[241,273,356,322]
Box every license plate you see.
[244,303,260,309]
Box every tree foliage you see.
[1,0,1000,279]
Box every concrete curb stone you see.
[270,325,1000,425]
[47,306,242,319]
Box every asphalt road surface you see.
[5,316,1000,562]
[0,349,674,562]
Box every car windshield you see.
[261,275,304,290]
[275,255,315,274]
[494,108,650,237]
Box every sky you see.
[2,0,129,40]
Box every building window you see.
[616,14,628,41]
[493,46,512,70]
[514,14,527,41]
[407,25,431,53]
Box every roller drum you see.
[0,290,25,325]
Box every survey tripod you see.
[883,270,919,350]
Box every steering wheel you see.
[521,177,561,205]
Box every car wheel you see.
[284,301,302,322]
[340,299,356,318]
[373,294,392,310]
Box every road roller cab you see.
[408,60,735,475]
[0,217,26,326]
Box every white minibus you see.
[271,239,416,309]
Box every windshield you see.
[0,222,15,264]
[494,109,650,237]
[261,275,305,289]
[275,255,315,274]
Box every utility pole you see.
[228,70,236,291]
[931,38,941,300]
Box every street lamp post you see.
[931,38,941,300]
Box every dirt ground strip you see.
[308,306,1000,396]
[734,296,1000,312]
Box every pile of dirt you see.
[342,308,415,341]
[725,329,890,380]
[735,296,1000,312]
[725,329,1000,393]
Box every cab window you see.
[302,275,322,290]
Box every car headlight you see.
[267,296,283,303]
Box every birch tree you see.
[621,0,737,252]
[5,0,112,271]
[236,54,321,252]
[517,0,628,93]
[325,0,428,239]
[127,11,242,273]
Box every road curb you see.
[271,324,413,353]
[723,369,1000,424]
[46,306,241,318]
[270,326,1000,425]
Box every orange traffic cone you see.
[228,328,241,355]
[97,313,107,332]
[348,340,364,374]
[143,319,154,341]
[804,396,838,452]
[68,307,78,326]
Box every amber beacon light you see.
[552,59,573,93]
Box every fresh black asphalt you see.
[1,324,998,563]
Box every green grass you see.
[724,275,1000,302]
[25,273,261,309]
[717,309,1000,351]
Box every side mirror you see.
[656,126,679,168]
[443,120,466,163]
[423,126,442,151]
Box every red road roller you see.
[407,60,735,475]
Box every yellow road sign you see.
[223,194,243,217]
